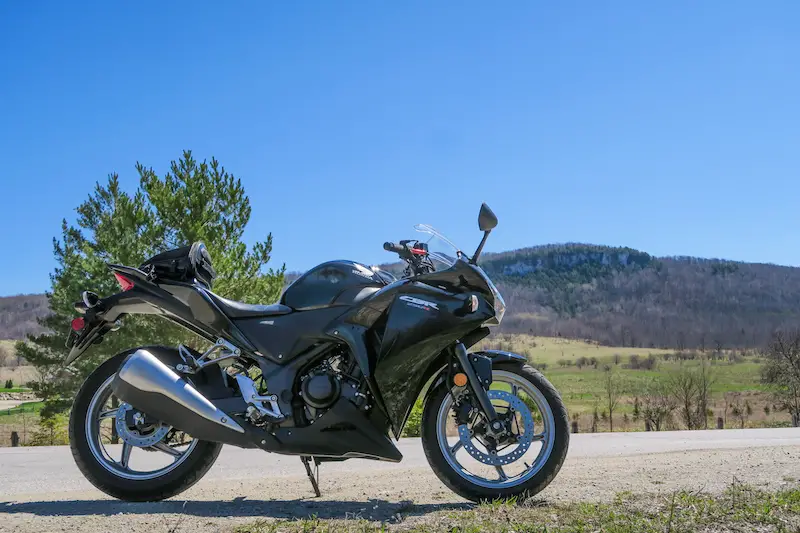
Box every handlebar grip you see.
[384,241,406,254]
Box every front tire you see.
[69,350,223,501]
[421,362,569,502]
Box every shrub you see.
[626,353,657,370]
[29,414,70,446]
[401,399,424,437]
[728,352,744,364]
[640,354,658,371]
[4,379,12,389]
[576,356,589,369]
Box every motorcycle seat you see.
[205,291,293,319]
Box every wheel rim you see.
[85,374,199,481]
[436,369,556,489]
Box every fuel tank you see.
[280,260,386,310]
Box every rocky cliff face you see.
[481,244,653,281]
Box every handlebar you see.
[384,240,436,277]
[383,241,406,255]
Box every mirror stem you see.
[470,230,491,264]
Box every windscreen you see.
[413,224,463,269]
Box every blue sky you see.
[1,1,799,296]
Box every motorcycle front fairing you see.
[330,259,499,438]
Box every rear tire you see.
[69,351,223,501]
[420,362,569,502]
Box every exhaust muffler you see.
[111,349,253,447]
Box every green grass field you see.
[474,334,783,431]
[0,401,44,417]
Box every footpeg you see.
[301,455,321,497]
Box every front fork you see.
[454,342,499,424]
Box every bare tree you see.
[726,392,749,428]
[670,366,701,429]
[695,357,714,429]
[639,379,676,431]
[602,367,624,432]
[762,331,800,427]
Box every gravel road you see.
[1,428,798,532]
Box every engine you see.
[301,367,341,409]
[299,348,367,423]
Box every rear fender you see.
[64,285,165,366]
[64,265,218,367]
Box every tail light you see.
[113,272,134,292]
[71,317,85,331]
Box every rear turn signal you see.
[71,317,85,331]
[113,272,134,292]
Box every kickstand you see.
[301,455,321,497]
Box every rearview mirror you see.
[478,203,498,232]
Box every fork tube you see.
[454,342,498,421]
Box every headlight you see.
[476,267,505,325]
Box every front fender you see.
[471,350,528,365]
[418,349,529,406]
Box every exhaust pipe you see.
[111,349,253,447]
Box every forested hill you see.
[4,244,800,349]
[481,244,800,350]
[0,294,48,339]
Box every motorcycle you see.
[65,203,569,502]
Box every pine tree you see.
[17,151,284,422]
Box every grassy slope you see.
[0,366,38,387]
[0,340,38,386]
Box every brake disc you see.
[457,389,535,466]
[115,403,171,447]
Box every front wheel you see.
[69,350,223,501]
[421,362,569,502]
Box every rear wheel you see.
[69,351,223,501]
[421,362,569,502]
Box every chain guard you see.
[456,389,535,466]
[115,403,171,447]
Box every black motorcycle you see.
[65,203,568,502]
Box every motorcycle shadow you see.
[0,497,471,522]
